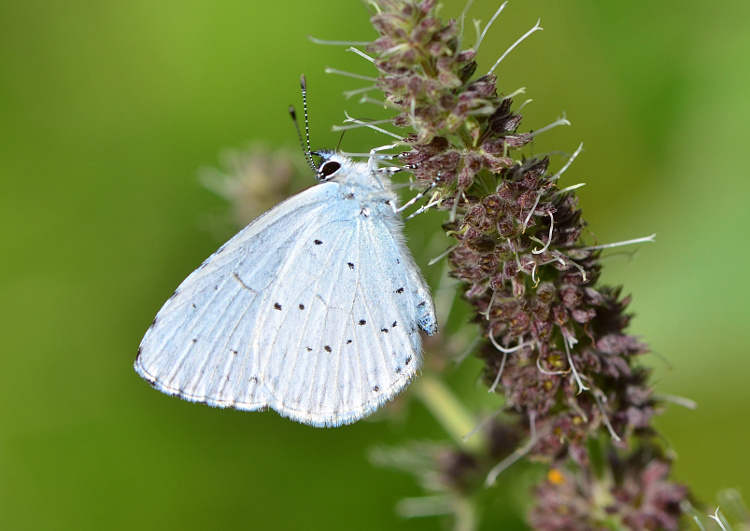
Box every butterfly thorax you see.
[316,152,400,217]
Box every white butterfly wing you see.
[135,184,334,410]
[136,180,436,427]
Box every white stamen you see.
[550,142,584,182]
[568,397,589,423]
[485,411,538,486]
[346,47,375,63]
[324,67,377,82]
[474,2,508,52]
[338,150,396,160]
[488,351,507,394]
[343,86,377,99]
[308,36,372,46]
[657,394,698,410]
[459,0,476,44]
[565,334,578,348]
[592,388,620,441]
[521,192,542,233]
[552,252,588,282]
[580,233,656,251]
[529,114,570,138]
[501,87,526,102]
[489,331,532,354]
[336,113,403,140]
[480,288,498,320]
[536,354,567,376]
[690,512,708,531]
[428,243,458,266]
[516,98,533,112]
[708,507,729,531]
[467,105,498,116]
[448,190,463,223]
[531,211,554,254]
[488,19,543,75]
[554,183,586,195]
[562,331,589,393]
[357,95,395,109]
[340,116,393,128]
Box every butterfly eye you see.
[319,161,341,179]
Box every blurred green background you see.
[2,0,748,529]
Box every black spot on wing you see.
[314,239,323,245]
[392,321,398,327]
[346,339,353,344]
[274,302,282,310]
[396,287,404,294]
[372,385,379,392]
[324,345,332,353]
[405,355,412,365]
[347,262,354,269]
[358,319,366,326]
[299,303,305,310]
[380,328,388,334]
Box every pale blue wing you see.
[258,211,436,426]
[135,184,336,411]
[135,176,437,427]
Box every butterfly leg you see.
[399,174,442,217]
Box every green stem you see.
[412,373,485,454]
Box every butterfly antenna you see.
[289,74,317,171]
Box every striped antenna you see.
[289,74,317,171]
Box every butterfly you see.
[135,147,438,427]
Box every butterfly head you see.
[311,149,341,182]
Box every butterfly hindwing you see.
[254,195,435,426]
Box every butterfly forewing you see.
[136,186,334,409]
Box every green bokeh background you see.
[2,1,748,529]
